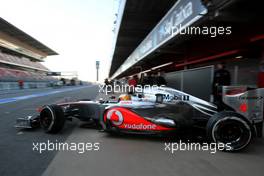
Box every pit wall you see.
[0,81,49,91]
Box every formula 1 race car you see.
[15,86,264,151]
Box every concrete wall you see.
[0,81,49,91]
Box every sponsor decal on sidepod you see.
[106,109,124,126]
[106,108,172,131]
[106,109,156,130]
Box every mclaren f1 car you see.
[15,86,264,151]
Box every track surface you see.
[0,85,264,176]
[0,86,98,176]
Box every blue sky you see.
[0,0,118,82]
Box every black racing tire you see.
[207,111,252,151]
[40,105,65,134]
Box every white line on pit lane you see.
[0,85,94,105]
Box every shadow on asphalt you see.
[81,127,264,155]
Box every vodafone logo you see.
[124,123,157,130]
[106,109,123,126]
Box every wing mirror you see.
[155,94,164,103]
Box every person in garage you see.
[140,73,150,86]
[212,63,231,107]
[128,75,138,94]
[156,71,167,86]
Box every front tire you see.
[207,111,252,151]
[40,105,65,134]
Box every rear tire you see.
[40,105,65,134]
[207,111,252,151]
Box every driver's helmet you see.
[119,94,131,101]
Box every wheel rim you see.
[40,107,54,130]
[212,116,251,150]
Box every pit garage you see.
[110,0,264,100]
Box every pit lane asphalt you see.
[0,85,98,176]
[1,86,264,176]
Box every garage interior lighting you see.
[151,62,173,70]
[141,69,152,74]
